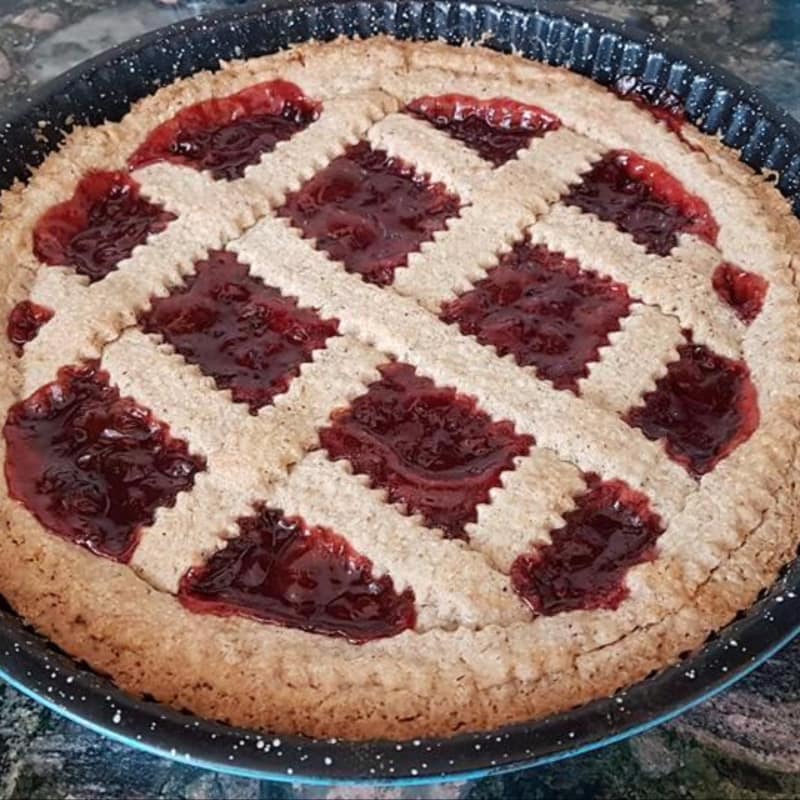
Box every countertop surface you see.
[0,1,799,798]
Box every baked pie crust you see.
[0,37,798,741]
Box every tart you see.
[0,37,798,741]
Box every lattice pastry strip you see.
[392,128,605,309]
[269,452,530,630]
[101,328,384,592]
[133,163,257,225]
[466,450,586,573]
[742,276,800,405]
[657,416,796,591]
[367,112,491,199]
[579,304,684,414]
[530,204,744,359]
[231,215,696,518]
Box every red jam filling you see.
[33,171,176,283]
[139,251,338,413]
[614,76,687,136]
[7,301,54,355]
[625,339,759,476]
[179,504,416,642]
[712,262,768,325]
[129,80,321,181]
[277,141,461,286]
[440,241,631,392]
[511,475,663,615]
[3,363,204,561]
[563,151,718,256]
[319,362,532,538]
[406,94,561,166]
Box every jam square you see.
[140,250,338,413]
[562,150,718,256]
[407,94,561,167]
[277,142,461,286]
[319,362,532,538]
[3,363,204,562]
[441,240,631,392]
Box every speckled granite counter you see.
[1,1,799,798]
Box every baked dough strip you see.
[231,216,696,519]
[466,451,586,573]
[579,304,683,414]
[367,112,490,199]
[391,126,605,310]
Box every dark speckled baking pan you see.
[1,0,800,786]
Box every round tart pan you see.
[1,0,800,785]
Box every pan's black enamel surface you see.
[1,0,799,785]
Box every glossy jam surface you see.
[441,241,631,392]
[626,341,759,476]
[33,171,176,283]
[179,505,416,642]
[511,475,663,614]
[614,76,687,135]
[563,151,718,256]
[7,301,54,355]
[320,362,532,538]
[3,363,204,561]
[407,94,561,166]
[278,142,461,286]
[140,251,338,413]
[130,81,321,180]
[712,262,768,325]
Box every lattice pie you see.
[1,38,798,740]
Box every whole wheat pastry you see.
[0,37,798,740]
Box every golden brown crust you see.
[0,37,798,741]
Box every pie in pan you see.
[0,37,798,741]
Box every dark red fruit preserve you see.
[7,301,54,355]
[511,475,663,615]
[3,363,205,561]
[614,76,687,136]
[712,262,768,325]
[407,94,561,166]
[130,80,321,181]
[33,171,176,283]
[319,362,532,538]
[563,150,718,256]
[441,241,631,392]
[179,504,415,642]
[278,141,461,286]
[140,251,338,413]
[626,340,759,476]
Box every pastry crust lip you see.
[0,36,798,742]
